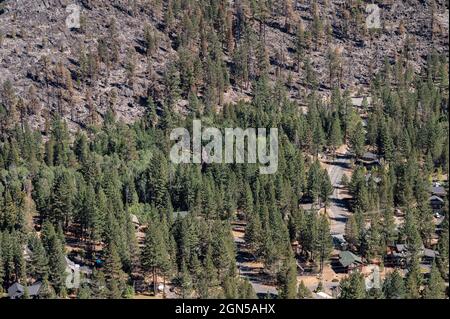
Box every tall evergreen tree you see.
[423,261,445,299]
[382,269,405,299]
[141,221,169,295]
[339,272,366,299]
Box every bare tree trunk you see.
[153,267,157,296]
[163,275,166,298]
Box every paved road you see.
[325,152,352,235]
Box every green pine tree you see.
[297,280,313,299]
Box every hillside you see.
[0,0,448,132]
[0,0,449,301]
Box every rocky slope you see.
[0,0,448,132]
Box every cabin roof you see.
[339,251,363,268]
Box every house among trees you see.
[8,282,42,299]
[386,244,412,267]
[422,248,440,264]
[386,244,439,267]
[429,195,445,211]
[338,251,363,273]
[429,183,447,198]
[65,256,93,276]
[357,152,380,167]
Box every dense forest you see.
[0,0,448,299]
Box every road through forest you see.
[325,150,352,236]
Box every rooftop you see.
[8,281,42,299]
[339,251,363,268]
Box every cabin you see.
[357,152,380,168]
[8,282,42,299]
[430,183,447,197]
[389,244,412,267]
[429,195,444,211]
[386,244,438,267]
[422,248,440,264]
[338,251,363,273]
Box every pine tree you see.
[405,256,422,299]
[350,121,365,159]
[382,269,405,299]
[316,214,332,273]
[12,236,26,284]
[297,280,313,299]
[1,189,17,230]
[41,222,67,295]
[38,277,56,299]
[345,214,359,247]
[91,269,109,299]
[366,212,383,260]
[77,283,92,299]
[141,221,169,295]
[277,257,297,299]
[103,243,124,299]
[179,259,192,299]
[1,231,15,286]
[382,209,397,248]
[320,171,333,210]
[28,235,49,280]
[164,62,181,107]
[239,278,257,299]
[436,226,449,279]
[423,261,445,299]
[328,114,343,156]
[307,160,322,206]
[49,171,74,228]
[339,272,366,299]
[403,210,423,259]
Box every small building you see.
[430,184,447,197]
[338,251,363,273]
[386,244,438,267]
[8,281,42,299]
[388,244,411,267]
[422,248,439,264]
[357,152,380,167]
[429,195,444,211]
